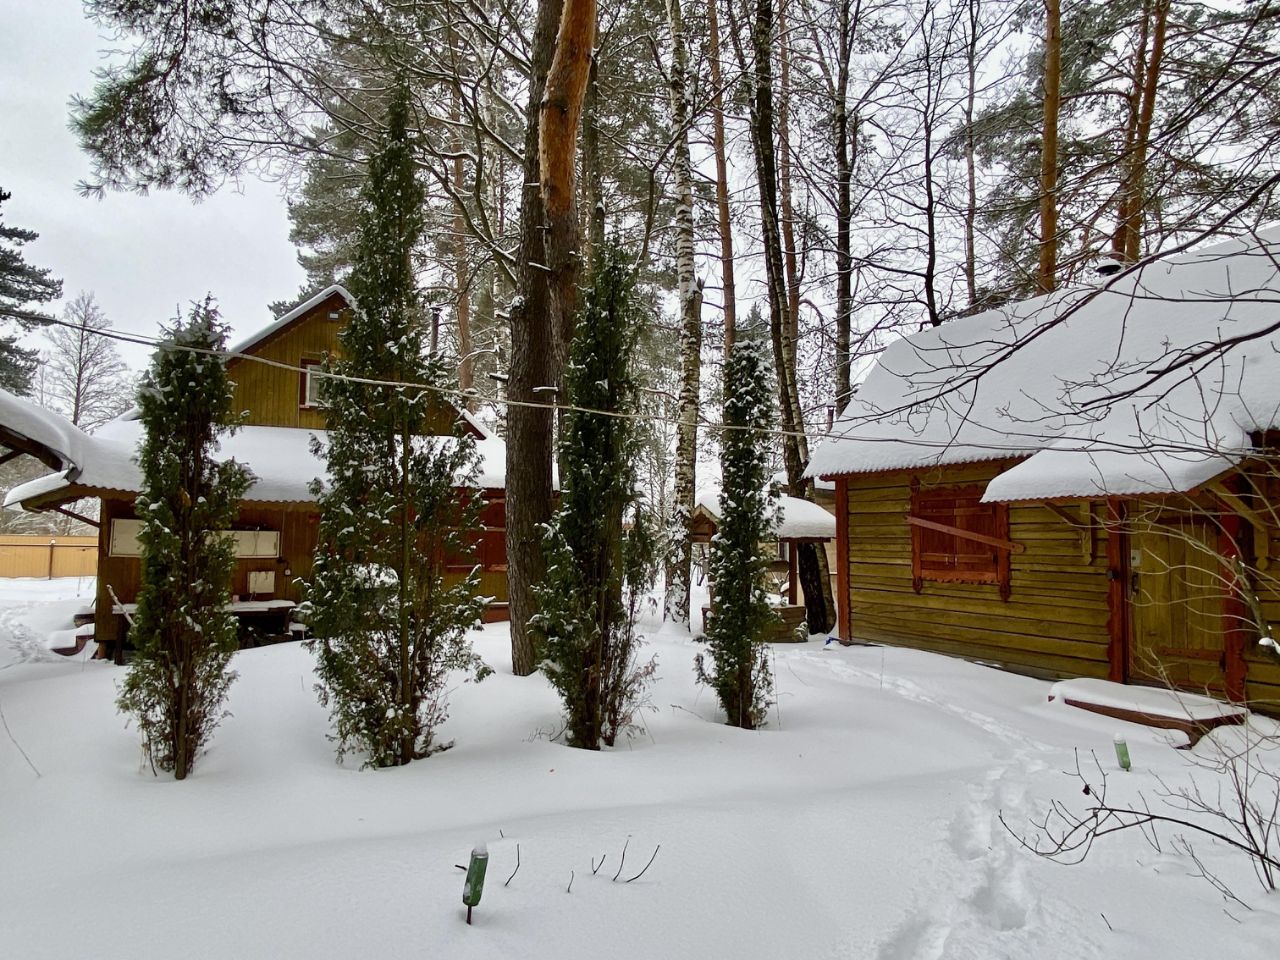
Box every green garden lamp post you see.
[463,842,489,924]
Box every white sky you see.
[0,0,305,372]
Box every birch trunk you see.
[451,76,474,406]
[663,0,701,626]
[834,0,854,411]
[963,0,980,308]
[778,0,801,341]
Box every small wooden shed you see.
[691,491,837,641]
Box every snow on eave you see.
[813,449,1024,482]
[0,389,91,471]
[227,284,354,358]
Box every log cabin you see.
[1,286,511,658]
[807,231,1280,709]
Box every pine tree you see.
[696,336,776,730]
[533,244,658,749]
[306,84,487,769]
[0,188,61,394]
[117,299,250,780]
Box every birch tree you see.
[662,0,702,627]
[42,292,132,430]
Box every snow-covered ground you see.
[2,578,1278,959]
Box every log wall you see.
[843,460,1114,680]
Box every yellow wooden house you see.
[2,286,510,660]
[808,231,1280,710]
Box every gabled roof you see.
[228,284,354,358]
[226,284,494,441]
[806,229,1280,501]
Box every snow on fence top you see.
[695,490,836,540]
[806,229,1280,501]
[3,413,509,510]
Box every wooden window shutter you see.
[909,483,1012,598]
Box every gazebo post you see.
[787,542,798,604]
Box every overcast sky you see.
[0,0,306,371]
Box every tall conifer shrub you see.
[533,245,658,749]
[117,299,249,779]
[306,84,487,768]
[696,336,776,729]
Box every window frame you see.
[299,358,326,409]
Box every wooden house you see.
[2,286,510,659]
[807,231,1280,708]
[691,490,837,641]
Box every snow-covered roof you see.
[773,468,833,492]
[806,229,1280,501]
[5,414,508,510]
[0,389,95,469]
[695,490,836,540]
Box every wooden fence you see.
[0,535,97,579]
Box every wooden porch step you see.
[1048,678,1247,746]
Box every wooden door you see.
[1128,519,1229,693]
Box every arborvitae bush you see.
[533,244,658,749]
[117,299,250,779]
[696,336,776,729]
[306,85,487,768]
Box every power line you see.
[27,308,1269,465]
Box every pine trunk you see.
[664,0,701,626]
[747,0,834,635]
[1114,0,1170,262]
[707,0,737,357]
[1038,0,1061,294]
[507,0,566,676]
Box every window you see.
[300,359,325,408]
[908,483,1012,598]
[445,499,507,572]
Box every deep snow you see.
[2,578,1279,959]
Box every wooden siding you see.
[88,292,509,647]
[94,498,322,647]
[842,458,1280,713]
[844,460,1114,680]
[228,292,348,430]
[93,495,509,647]
[226,291,467,434]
